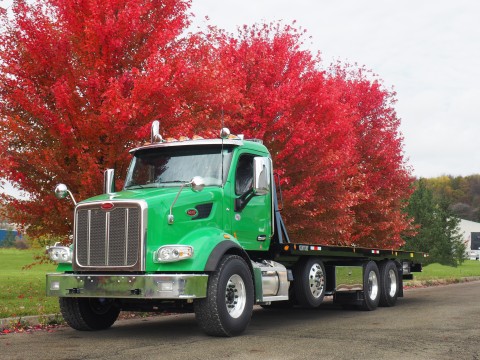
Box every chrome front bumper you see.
[46,273,208,299]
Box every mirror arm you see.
[168,176,205,225]
[168,183,188,225]
[54,184,77,206]
[66,190,77,206]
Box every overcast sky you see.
[190,0,480,178]
[1,0,479,194]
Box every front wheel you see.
[59,297,120,331]
[194,255,254,337]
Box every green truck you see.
[46,121,425,336]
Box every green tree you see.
[404,179,466,266]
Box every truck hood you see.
[78,187,218,210]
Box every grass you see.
[411,260,480,282]
[0,248,59,319]
[1,249,480,319]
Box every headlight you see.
[46,243,72,264]
[153,245,193,263]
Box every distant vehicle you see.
[469,250,480,261]
[469,232,480,260]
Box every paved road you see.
[1,281,479,360]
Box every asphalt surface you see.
[1,281,479,360]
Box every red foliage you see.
[0,1,414,248]
[187,24,414,247]
[0,0,191,236]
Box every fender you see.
[145,227,246,272]
[204,240,250,272]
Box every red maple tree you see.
[0,0,192,236]
[0,1,414,248]
[186,24,414,247]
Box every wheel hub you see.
[388,268,397,297]
[225,274,246,319]
[308,263,325,298]
[367,271,379,300]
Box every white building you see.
[458,219,480,260]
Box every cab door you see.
[230,153,272,251]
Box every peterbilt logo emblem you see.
[186,209,198,217]
[101,202,115,211]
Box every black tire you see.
[194,255,254,337]
[59,297,120,331]
[294,258,326,308]
[359,261,381,311]
[379,260,400,307]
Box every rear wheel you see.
[294,258,326,308]
[194,255,254,337]
[379,260,400,307]
[59,297,120,331]
[359,261,380,311]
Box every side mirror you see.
[54,184,77,205]
[54,184,69,199]
[253,157,271,195]
[190,176,205,192]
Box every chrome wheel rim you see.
[308,263,325,299]
[367,271,379,300]
[225,274,246,318]
[388,268,397,297]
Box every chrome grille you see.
[74,201,145,271]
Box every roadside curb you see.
[404,276,480,288]
[0,311,165,332]
[0,313,64,332]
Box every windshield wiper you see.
[126,180,188,190]
[158,180,188,184]
[124,184,145,190]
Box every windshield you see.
[124,145,233,189]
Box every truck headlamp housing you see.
[154,245,193,263]
[47,243,72,264]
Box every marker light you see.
[47,243,72,264]
[153,245,193,263]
